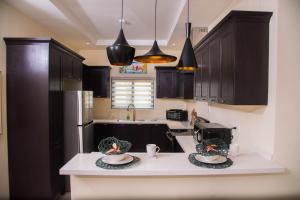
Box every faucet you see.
[127,103,136,121]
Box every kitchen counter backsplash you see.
[93,98,188,120]
[93,119,193,130]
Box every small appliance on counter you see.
[193,117,233,147]
[166,109,188,121]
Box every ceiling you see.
[5,0,233,50]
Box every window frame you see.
[110,77,155,110]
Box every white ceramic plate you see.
[102,154,134,165]
[195,154,227,164]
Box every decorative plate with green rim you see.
[188,153,233,169]
[95,155,140,170]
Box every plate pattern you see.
[188,153,233,169]
[95,155,140,170]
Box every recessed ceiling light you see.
[85,42,90,45]
[118,18,126,23]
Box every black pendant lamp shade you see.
[134,40,176,63]
[134,0,177,63]
[177,22,197,71]
[177,0,197,71]
[106,0,135,66]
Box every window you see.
[111,78,154,109]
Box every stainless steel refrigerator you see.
[63,91,94,191]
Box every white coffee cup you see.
[146,144,160,157]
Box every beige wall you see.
[0,1,75,198]
[80,49,188,120]
[273,0,300,195]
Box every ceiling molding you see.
[50,0,187,47]
[165,0,187,45]
[50,0,99,43]
[96,39,168,46]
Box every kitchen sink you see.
[116,119,159,123]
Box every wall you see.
[0,1,74,198]
[79,49,187,120]
[273,0,300,195]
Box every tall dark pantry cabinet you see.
[5,38,84,199]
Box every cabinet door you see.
[199,45,209,101]
[194,50,202,100]
[49,46,64,195]
[219,27,234,104]
[182,73,194,99]
[193,68,201,100]
[62,53,73,79]
[148,124,172,152]
[94,123,113,151]
[72,58,82,80]
[177,72,184,99]
[156,69,178,98]
[208,37,221,102]
[83,67,110,98]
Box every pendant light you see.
[134,0,177,63]
[177,0,197,71]
[106,0,135,66]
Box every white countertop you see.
[93,119,193,130]
[60,136,284,176]
[60,152,284,176]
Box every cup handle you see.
[156,146,160,153]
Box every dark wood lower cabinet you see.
[94,123,183,153]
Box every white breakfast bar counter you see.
[60,135,285,199]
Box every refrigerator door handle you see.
[78,126,83,153]
[77,91,83,125]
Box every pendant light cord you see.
[121,0,124,29]
[187,0,189,23]
[154,0,157,41]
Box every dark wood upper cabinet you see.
[178,72,194,99]
[156,66,194,99]
[194,45,209,101]
[62,53,73,79]
[83,66,111,98]
[219,24,235,104]
[62,53,84,80]
[208,36,221,102]
[4,37,84,199]
[156,67,178,98]
[72,58,83,80]
[194,11,272,105]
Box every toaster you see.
[166,109,188,121]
